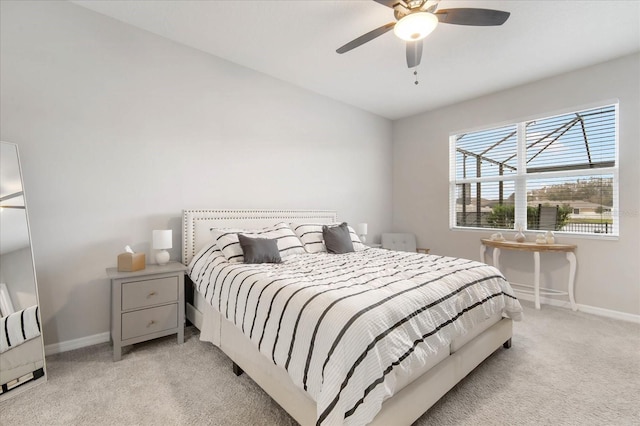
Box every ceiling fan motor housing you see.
[394,0,440,20]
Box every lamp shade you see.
[152,230,172,250]
[393,12,439,42]
[355,223,368,236]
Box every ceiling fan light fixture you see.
[393,12,438,42]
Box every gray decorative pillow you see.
[238,234,282,264]
[322,222,355,254]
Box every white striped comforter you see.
[0,305,41,354]
[189,246,523,425]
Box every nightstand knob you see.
[147,320,156,327]
[147,291,157,298]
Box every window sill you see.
[449,226,619,241]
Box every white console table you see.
[480,239,577,311]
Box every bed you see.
[182,209,522,425]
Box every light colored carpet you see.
[1,300,638,425]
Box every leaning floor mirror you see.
[0,141,46,400]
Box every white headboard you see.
[182,209,337,265]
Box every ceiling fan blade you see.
[406,40,423,68]
[435,8,510,26]
[336,22,396,54]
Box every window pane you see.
[525,105,616,173]
[526,175,615,234]
[455,124,518,179]
[455,181,515,229]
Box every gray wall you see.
[393,53,640,316]
[0,1,393,345]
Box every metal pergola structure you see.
[456,110,614,226]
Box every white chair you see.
[381,233,430,254]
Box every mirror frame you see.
[0,141,47,400]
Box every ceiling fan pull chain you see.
[414,69,419,85]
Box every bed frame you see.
[182,209,513,425]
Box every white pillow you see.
[210,222,305,263]
[290,222,366,253]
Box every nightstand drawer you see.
[121,304,178,341]
[121,276,178,311]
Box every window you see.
[450,103,618,236]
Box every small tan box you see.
[117,253,146,272]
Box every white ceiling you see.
[72,0,639,120]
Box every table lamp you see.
[355,223,368,244]
[152,230,172,265]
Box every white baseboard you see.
[44,331,110,356]
[514,292,640,323]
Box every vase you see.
[545,231,555,244]
[514,224,526,242]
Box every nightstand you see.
[106,262,186,361]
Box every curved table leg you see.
[493,248,501,271]
[480,244,487,263]
[566,251,577,311]
[533,251,541,310]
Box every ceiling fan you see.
[337,0,510,69]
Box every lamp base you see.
[155,250,170,265]
[359,234,367,244]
